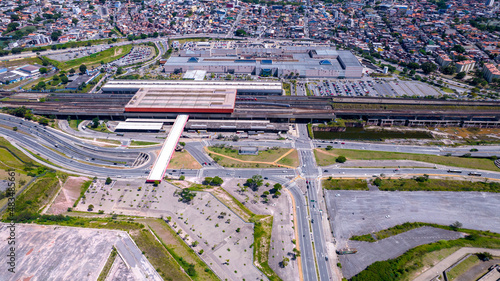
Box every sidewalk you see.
[414,247,500,281]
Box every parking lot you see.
[47,45,112,62]
[75,178,265,281]
[304,79,444,98]
[325,190,500,278]
[112,46,154,66]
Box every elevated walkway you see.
[146,114,189,183]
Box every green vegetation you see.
[175,189,196,202]
[97,247,117,281]
[207,145,299,168]
[133,228,191,281]
[446,254,480,280]
[209,186,280,280]
[283,82,291,96]
[323,179,368,190]
[351,226,500,281]
[307,123,314,139]
[43,44,132,71]
[376,177,500,192]
[314,148,499,171]
[130,140,160,146]
[87,120,112,133]
[73,180,93,207]
[68,119,83,131]
[251,215,281,281]
[148,220,219,281]
[203,176,224,186]
[4,171,65,221]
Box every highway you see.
[297,124,332,281]
[314,140,500,158]
[2,112,500,281]
[0,114,156,177]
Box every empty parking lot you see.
[325,190,500,278]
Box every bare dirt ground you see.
[47,176,88,215]
[168,151,202,169]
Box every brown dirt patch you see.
[46,176,89,215]
[168,150,202,169]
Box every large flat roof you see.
[103,80,282,91]
[115,122,163,131]
[125,87,236,113]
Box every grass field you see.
[10,172,65,217]
[207,146,299,168]
[277,149,300,167]
[44,44,132,71]
[168,151,202,169]
[313,148,499,171]
[87,122,113,134]
[377,178,500,192]
[0,56,44,68]
[130,228,191,281]
[314,149,340,166]
[144,218,219,281]
[67,119,82,130]
[446,254,480,280]
[322,179,368,190]
[283,82,291,96]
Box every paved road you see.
[297,124,333,281]
[314,140,500,158]
[414,247,500,281]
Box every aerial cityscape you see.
[0,0,499,280]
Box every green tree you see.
[336,155,347,163]
[39,67,48,74]
[235,29,247,36]
[72,18,79,25]
[116,67,123,75]
[69,68,76,75]
[280,257,290,268]
[420,62,437,74]
[373,177,382,186]
[450,221,462,230]
[6,22,19,33]
[91,117,99,128]
[246,175,263,191]
[455,71,466,79]
[38,118,49,126]
[441,64,455,75]
[451,44,466,53]
[79,64,87,74]
[88,204,95,211]
[50,30,62,41]
[105,177,112,184]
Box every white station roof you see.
[146,115,189,182]
[115,122,163,131]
